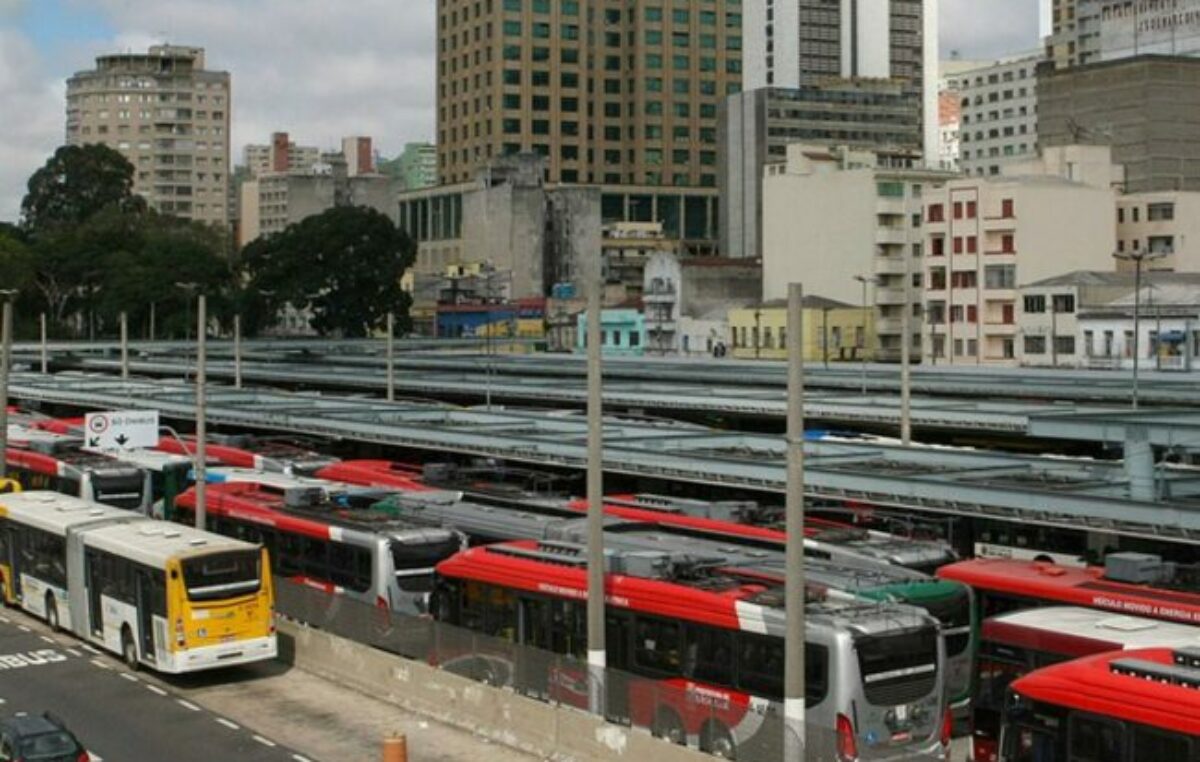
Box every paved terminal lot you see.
[0,609,534,762]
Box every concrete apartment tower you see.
[435,0,743,188]
[65,45,231,229]
[743,0,939,161]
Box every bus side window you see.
[276,534,303,577]
[633,616,682,676]
[1068,713,1124,762]
[686,625,733,686]
[736,633,784,702]
[1132,725,1192,762]
[301,537,329,580]
[329,543,372,594]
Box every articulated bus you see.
[435,540,951,761]
[378,490,976,730]
[973,606,1200,762]
[0,491,276,673]
[6,427,149,511]
[937,554,1200,627]
[174,481,465,615]
[1001,647,1200,761]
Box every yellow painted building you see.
[728,297,875,362]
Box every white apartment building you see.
[763,143,955,361]
[744,0,940,162]
[1019,272,1200,370]
[1116,192,1200,272]
[951,53,1042,178]
[922,146,1120,365]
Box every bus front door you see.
[134,569,156,662]
[1,526,18,604]
[85,552,103,637]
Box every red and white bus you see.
[434,539,951,761]
[312,460,430,492]
[1001,647,1200,761]
[974,606,1200,762]
[5,426,150,512]
[937,554,1200,627]
[173,480,464,616]
[158,434,336,474]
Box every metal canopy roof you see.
[8,372,1200,544]
[15,341,1200,406]
[36,355,1139,437]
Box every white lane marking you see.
[146,684,168,697]
[0,616,10,624]
[88,753,103,762]
[81,644,101,655]
[216,718,240,731]
[252,736,277,748]
[16,626,29,633]
[90,658,110,670]
[292,755,313,762]
[66,649,82,658]
[0,698,6,705]
[177,699,201,712]
[119,673,138,683]
[39,636,55,645]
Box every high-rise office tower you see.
[65,45,232,229]
[435,0,744,187]
[744,0,938,161]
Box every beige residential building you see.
[66,45,231,228]
[243,132,321,177]
[922,146,1120,365]
[435,0,742,188]
[1116,192,1200,273]
[762,143,956,362]
[239,136,392,246]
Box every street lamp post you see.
[853,275,875,395]
[1113,250,1167,409]
[0,289,17,479]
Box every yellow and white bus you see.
[0,491,276,673]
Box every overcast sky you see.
[0,0,1043,222]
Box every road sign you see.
[84,410,160,452]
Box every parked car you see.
[0,713,88,762]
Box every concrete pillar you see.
[1125,425,1156,502]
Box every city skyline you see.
[0,0,1041,221]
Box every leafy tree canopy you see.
[21,144,144,233]
[244,206,415,337]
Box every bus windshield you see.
[390,535,463,592]
[91,471,146,511]
[913,585,972,656]
[182,550,262,601]
[857,626,939,705]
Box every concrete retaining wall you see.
[277,619,710,762]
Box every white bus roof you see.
[82,518,259,569]
[207,467,353,491]
[987,605,1200,650]
[0,491,135,534]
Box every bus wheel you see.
[701,724,737,760]
[121,627,139,671]
[45,595,60,632]
[652,710,686,745]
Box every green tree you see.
[20,144,143,233]
[244,206,414,337]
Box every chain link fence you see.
[273,578,823,761]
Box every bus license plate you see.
[891,731,912,743]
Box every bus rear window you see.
[182,551,262,601]
[857,626,938,706]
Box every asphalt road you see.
[0,611,309,762]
